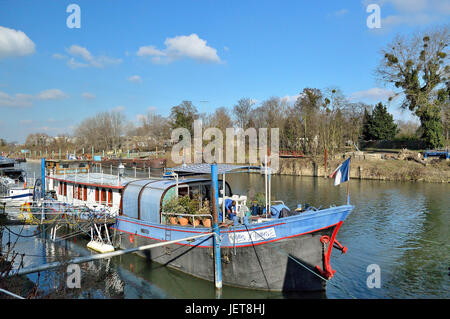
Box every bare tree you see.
[75,111,126,151]
[233,98,255,130]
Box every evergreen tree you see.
[363,103,399,140]
[362,108,372,141]
[169,100,199,135]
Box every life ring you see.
[129,234,134,243]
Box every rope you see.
[2,224,51,238]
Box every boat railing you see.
[161,211,213,228]
[55,167,89,175]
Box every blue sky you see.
[0,0,449,143]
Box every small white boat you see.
[0,157,33,210]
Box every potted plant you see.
[163,196,186,225]
[198,199,212,227]
[177,195,191,225]
[254,192,266,215]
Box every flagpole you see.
[346,157,351,205]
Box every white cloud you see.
[112,105,125,112]
[67,45,93,61]
[333,9,349,16]
[62,45,122,69]
[0,91,34,107]
[81,92,96,99]
[137,45,165,57]
[365,0,450,29]
[52,53,66,60]
[0,88,68,107]
[137,33,222,64]
[0,26,35,59]
[135,114,146,123]
[280,94,303,105]
[349,87,396,101]
[37,89,68,100]
[67,57,89,69]
[127,75,142,83]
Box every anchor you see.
[315,221,347,280]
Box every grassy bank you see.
[278,156,450,183]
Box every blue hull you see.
[112,205,352,291]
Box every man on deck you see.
[218,199,237,222]
[225,199,237,219]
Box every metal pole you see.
[268,165,271,215]
[347,157,351,205]
[222,173,225,223]
[0,288,25,299]
[8,232,213,277]
[210,163,222,289]
[41,158,46,198]
[264,155,268,218]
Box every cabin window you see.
[95,188,99,203]
[101,188,106,205]
[58,181,62,195]
[83,186,87,201]
[119,190,123,215]
[178,185,189,197]
[218,181,232,197]
[64,183,67,196]
[108,189,112,207]
[190,185,201,199]
[78,185,82,200]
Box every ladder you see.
[164,218,171,255]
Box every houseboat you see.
[45,162,353,292]
[46,166,135,217]
[45,159,91,175]
[0,156,33,208]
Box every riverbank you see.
[277,156,449,183]
[23,151,449,183]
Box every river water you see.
[1,161,448,299]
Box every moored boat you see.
[44,162,353,292]
[0,156,33,210]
